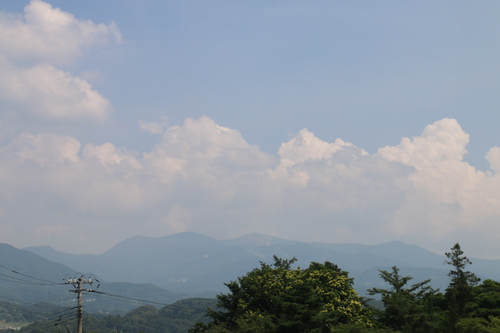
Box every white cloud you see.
[278,128,364,164]
[0,1,119,126]
[1,117,500,258]
[270,129,370,189]
[486,147,500,173]
[373,119,500,257]
[378,118,469,170]
[5,132,81,166]
[82,142,142,171]
[0,61,112,121]
[0,0,121,66]
[143,116,275,182]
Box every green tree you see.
[448,279,500,332]
[456,316,500,333]
[190,256,373,333]
[444,243,481,331]
[468,280,500,319]
[368,266,439,332]
[445,243,481,290]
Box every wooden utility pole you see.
[76,278,83,333]
[66,277,94,333]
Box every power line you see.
[0,299,78,333]
[0,264,193,310]
[66,277,96,333]
[0,264,212,331]
[89,290,172,307]
[28,315,77,333]
[0,272,64,285]
[85,291,211,314]
[0,264,64,284]
[0,264,82,331]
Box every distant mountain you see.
[0,243,180,313]
[0,243,77,304]
[310,241,445,268]
[24,232,500,298]
[219,233,303,247]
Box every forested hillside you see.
[1,243,500,332]
[0,244,181,314]
[191,245,500,332]
[15,299,216,333]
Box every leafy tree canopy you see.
[191,256,373,333]
[445,243,480,290]
[368,266,438,332]
[444,243,482,332]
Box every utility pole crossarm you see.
[65,276,98,333]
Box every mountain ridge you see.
[23,232,500,298]
[0,243,181,313]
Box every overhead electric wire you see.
[28,315,77,333]
[0,264,64,284]
[0,272,64,286]
[19,308,78,327]
[83,291,209,314]
[0,275,54,285]
[0,262,211,322]
[57,318,73,333]
[87,290,173,307]
[82,291,147,306]
[0,301,77,333]
[85,291,169,307]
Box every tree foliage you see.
[16,244,500,333]
[368,266,439,332]
[20,299,217,333]
[445,243,481,290]
[468,280,500,319]
[444,243,481,331]
[191,256,373,333]
[456,316,500,333]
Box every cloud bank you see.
[0,1,498,259]
[0,0,118,126]
[0,116,499,258]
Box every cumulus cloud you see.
[143,116,275,176]
[378,118,469,169]
[0,0,121,66]
[269,129,370,189]
[486,147,500,173]
[278,129,364,164]
[0,61,112,121]
[82,143,142,171]
[0,1,119,125]
[5,132,81,166]
[1,117,500,258]
[377,119,487,234]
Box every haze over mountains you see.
[22,232,500,298]
[0,243,180,313]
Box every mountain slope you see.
[0,243,180,312]
[25,232,500,298]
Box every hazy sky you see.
[1,1,500,258]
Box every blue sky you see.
[1,1,500,258]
